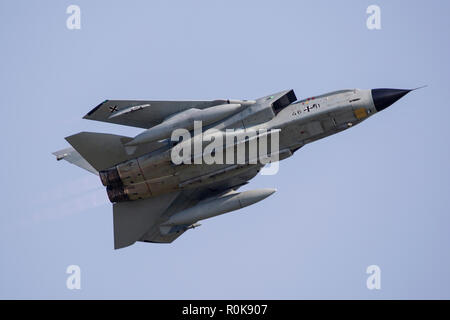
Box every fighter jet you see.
[54,87,417,249]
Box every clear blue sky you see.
[1,0,449,299]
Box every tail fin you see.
[65,132,159,171]
[113,192,179,249]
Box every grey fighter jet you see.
[54,87,416,249]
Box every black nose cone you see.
[371,88,411,112]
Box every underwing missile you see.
[126,103,243,146]
[161,188,276,228]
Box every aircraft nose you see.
[371,88,411,112]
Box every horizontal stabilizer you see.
[52,147,98,175]
[65,132,161,171]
